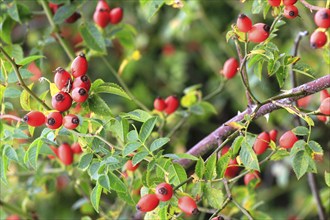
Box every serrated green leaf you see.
[195,157,205,179]
[90,184,102,213]
[325,171,330,187]
[139,117,157,143]
[4,145,18,162]
[232,136,244,156]
[123,142,141,156]
[88,94,112,116]
[216,153,231,178]
[20,83,33,110]
[292,126,309,136]
[0,17,15,44]
[8,2,20,23]
[24,138,42,169]
[53,4,77,24]
[270,149,290,161]
[308,141,323,154]
[17,55,44,66]
[290,140,306,157]
[167,163,187,190]
[292,62,315,79]
[123,109,152,122]
[140,0,165,22]
[78,153,93,171]
[93,82,131,100]
[127,130,139,142]
[205,154,216,180]
[4,87,21,98]
[150,137,170,152]
[163,153,198,161]
[132,151,149,165]
[0,157,8,184]
[239,141,260,171]
[204,183,223,209]
[108,172,126,192]
[80,22,106,52]
[292,151,309,179]
[98,174,111,191]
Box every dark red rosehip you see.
[52,91,72,112]
[58,143,73,165]
[126,160,139,171]
[279,131,298,149]
[96,0,110,12]
[320,97,330,115]
[154,97,167,111]
[94,9,110,28]
[164,95,179,115]
[283,0,297,5]
[269,129,278,143]
[237,14,253,33]
[244,171,261,188]
[71,143,83,154]
[72,75,91,91]
[178,196,199,216]
[284,5,299,19]
[46,111,63,130]
[248,23,270,43]
[253,132,270,155]
[310,30,328,49]
[221,58,239,79]
[23,111,45,127]
[48,145,58,159]
[155,183,173,201]
[71,53,88,78]
[109,7,123,24]
[314,9,330,29]
[65,12,81,23]
[268,0,281,7]
[54,67,72,91]
[49,3,62,14]
[221,145,230,156]
[224,158,240,178]
[63,114,80,130]
[72,87,89,103]
[136,194,159,212]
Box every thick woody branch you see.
[178,74,330,167]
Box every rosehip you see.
[222,58,239,79]
[155,183,173,201]
[71,143,83,154]
[320,97,330,115]
[72,75,91,91]
[268,0,281,7]
[279,131,298,149]
[23,111,45,127]
[93,9,110,28]
[58,143,73,165]
[253,132,270,155]
[310,31,328,49]
[154,97,167,111]
[320,90,330,101]
[317,114,327,122]
[109,7,123,24]
[297,95,311,108]
[244,171,261,187]
[164,95,179,115]
[48,145,58,159]
[237,14,253,33]
[178,196,199,216]
[6,215,20,220]
[65,12,81,23]
[269,129,278,143]
[224,158,240,178]
[283,0,297,5]
[71,53,88,78]
[52,92,72,112]
[49,3,62,14]
[126,160,139,171]
[248,23,270,43]
[221,145,230,156]
[284,5,299,19]
[136,194,159,212]
[96,0,110,12]
[72,87,89,103]
[314,8,330,29]
[54,67,72,91]
[63,114,80,130]
[46,111,63,129]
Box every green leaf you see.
[216,153,231,178]
[8,2,20,23]
[163,153,198,161]
[0,17,15,44]
[90,184,102,213]
[308,141,323,154]
[325,171,330,187]
[167,163,187,190]
[292,62,315,79]
[139,116,157,143]
[275,66,288,88]
[292,151,309,179]
[127,130,139,142]
[24,138,42,169]
[17,55,44,66]
[140,0,165,22]
[150,137,170,152]
[232,136,244,156]
[8,69,33,83]
[290,140,306,157]
[53,4,77,24]
[117,191,135,206]
[93,83,131,100]
[111,117,129,143]
[132,151,149,165]
[204,183,223,209]
[123,109,152,122]
[78,153,93,171]
[195,157,205,179]
[98,174,111,191]
[88,94,112,116]
[108,172,126,193]
[239,141,259,171]
[123,142,141,156]
[4,145,18,162]
[270,149,290,161]
[80,22,106,53]
[205,154,216,180]
[4,87,21,98]
[0,157,8,184]
[292,126,309,136]
[20,83,33,111]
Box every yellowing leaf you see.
[50,83,59,97]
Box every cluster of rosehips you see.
[23,53,90,130]
[236,14,270,43]
[48,2,81,23]
[93,0,123,28]
[153,95,180,115]
[136,182,199,216]
[48,143,82,166]
[268,0,299,19]
[310,8,330,49]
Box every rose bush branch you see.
[300,0,324,11]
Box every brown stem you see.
[299,0,324,11]
[0,114,23,121]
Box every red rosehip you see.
[221,58,239,79]
[58,143,73,165]
[224,158,240,178]
[178,196,199,216]
[268,0,281,7]
[269,129,278,143]
[155,183,173,201]
[284,5,299,19]
[72,75,91,91]
[221,145,230,156]
[297,95,311,108]
[54,67,72,91]
[71,53,88,78]
[279,131,298,149]
[23,111,45,127]
[154,97,167,111]
[72,87,89,103]
[248,23,270,43]
[6,215,20,220]
[126,160,139,171]
[52,92,72,112]
[109,7,123,24]
[65,12,81,23]
[253,132,270,155]
[71,143,83,154]
[237,14,253,33]
[46,111,63,130]
[48,145,58,159]
[320,97,330,115]
[96,0,110,12]
[136,194,160,212]
[317,113,327,122]
[283,0,297,5]
[244,171,261,187]
[320,90,330,101]
[93,9,110,28]
[49,3,62,14]
[310,30,328,49]
[314,9,330,29]
[63,114,80,130]
[164,95,179,115]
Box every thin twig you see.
[0,114,22,121]
[299,0,324,11]
[232,199,253,220]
